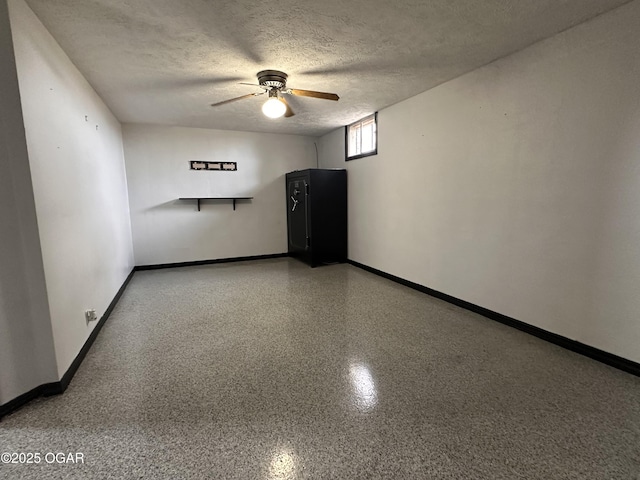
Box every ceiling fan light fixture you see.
[262,96,286,119]
[210,70,338,119]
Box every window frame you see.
[345,112,378,161]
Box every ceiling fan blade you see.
[288,89,339,101]
[280,96,295,117]
[143,76,246,90]
[210,92,263,107]
[239,83,269,89]
[196,76,247,86]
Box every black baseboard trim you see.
[135,253,289,271]
[347,259,640,378]
[0,382,60,419]
[0,268,136,420]
[57,268,136,391]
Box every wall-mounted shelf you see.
[179,197,253,211]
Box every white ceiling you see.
[24,0,631,137]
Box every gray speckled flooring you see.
[1,258,639,479]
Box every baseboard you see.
[135,253,289,271]
[0,382,60,419]
[347,259,640,378]
[0,268,136,420]
[57,268,136,391]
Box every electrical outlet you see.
[85,309,97,325]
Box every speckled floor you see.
[1,258,639,479]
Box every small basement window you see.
[346,113,377,160]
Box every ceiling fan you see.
[210,70,339,119]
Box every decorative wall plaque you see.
[190,161,237,171]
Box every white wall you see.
[0,0,58,405]
[9,0,135,377]
[123,124,317,266]
[318,0,640,363]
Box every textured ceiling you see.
[24,0,631,137]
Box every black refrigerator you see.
[286,169,347,267]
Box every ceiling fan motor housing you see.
[257,70,288,89]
